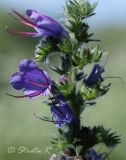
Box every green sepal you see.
[50,126,74,152]
[66,0,97,19]
[35,43,52,62]
[92,45,103,62]
[65,0,97,42]
[80,83,111,100]
[58,38,77,54]
[35,38,59,62]
[51,135,68,151]
[72,45,103,69]
[58,81,75,98]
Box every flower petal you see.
[41,87,51,96]
[26,9,65,37]
[37,21,64,35]
[23,89,43,97]
[19,59,36,72]
[10,72,24,90]
[26,9,43,22]
[26,9,56,23]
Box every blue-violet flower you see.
[51,94,75,128]
[85,64,104,87]
[6,9,67,38]
[9,59,52,98]
[85,149,104,160]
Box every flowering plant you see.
[7,0,120,159]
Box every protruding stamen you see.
[11,9,37,27]
[6,90,43,98]
[104,76,124,85]
[5,26,37,37]
[9,12,35,28]
[6,93,28,98]
[33,113,53,122]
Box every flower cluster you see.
[9,59,76,127]
[7,0,120,160]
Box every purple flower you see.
[59,75,69,84]
[85,64,104,87]
[6,9,67,38]
[9,59,52,98]
[85,149,104,160]
[51,95,75,128]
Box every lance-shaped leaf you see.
[74,126,121,149]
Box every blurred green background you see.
[0,0,126,159]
